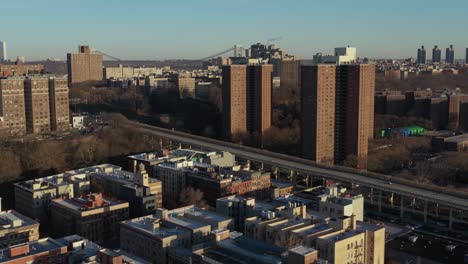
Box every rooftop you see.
[122,215,189,239]
[166,206,231,229]
[0,210,38,231]
[56,235,100,262]
[14,164,121,192]
[0,238,65,262]
[52,193,127,212]
[208,232,285,264]
[289,245,317,256]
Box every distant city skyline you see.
[1,0,468,60]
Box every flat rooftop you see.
[14,164,121,192]
[213,233,285,264]
[123,215,189,239]
[0,238,65,262]
[0,210,38,231]
[169,148,204,159]
[167,206,230,229]
[52,195,127,212]
[289,245,317,256]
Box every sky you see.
[1,0,467,61]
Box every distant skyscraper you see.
[432,45,441,63]
[417,46,426,64]
[301,63,375,168]
[446,45,455,64]
[466,48,468,64]
[0,41,6,62]
[67,45,103,84]
[222,64,273,139]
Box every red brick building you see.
[0,238,68,264]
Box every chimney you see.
[8,244,30,258]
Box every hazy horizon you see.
[1,0,468,61]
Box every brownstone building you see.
[301,64,336,163]
[301,64,375,168]
[222,64,273,139]
[48,76,69,131]
[24,77,51,133]
[67,46,103,84]
[0,77,26,134]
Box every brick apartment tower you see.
[301,64,375,169]
[67,45,103,84]
[222,65,247,138]
[301,65,336,164]
[247,64,273,136]
[48,76,70,132]
[336,64,375,168]
[0,77,26,134]
[24,77,51,133]
[222,64,273,140]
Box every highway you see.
[132,122,468,211]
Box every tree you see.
[178,187,207,209]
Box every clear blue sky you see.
[1,0,467,60]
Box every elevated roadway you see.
[132,122,468,211]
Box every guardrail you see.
[137,123,468,204]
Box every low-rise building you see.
[14,164,162,221]
[271,180,295,198]
[50,193,129,242]
[317,185,364,221]
[122,199,232,260]
[155,205,233,245]
[90,164,163,216]
[316,221,385,264]
[120,214,191,263]
[0,237,68,264]
[0,209,39,249]
[14,174,75,221]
